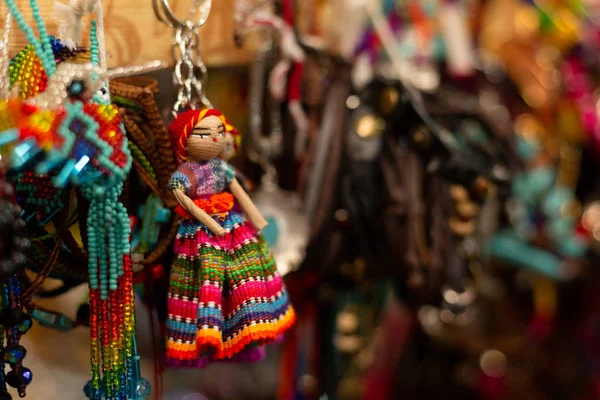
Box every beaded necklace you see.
[0,167,31,400]
[0,0,147,398]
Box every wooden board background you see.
[1,0,257,67]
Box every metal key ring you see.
[153,0,212,29]
[153,0,206,28]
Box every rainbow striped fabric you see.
[166,161,295,365]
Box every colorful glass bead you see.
[1,345,27,365]
[135,378,151,398]
[6,367,32,389]
[0,309,31,332]
[83,381,93,398]
[16,315,32,335]
[67,80,85,98]
[30,308,73,332]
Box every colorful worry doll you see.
[165,108,295,366]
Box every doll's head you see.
[220,121,241,161]
[221,132,236,161]
[169,108,241,163]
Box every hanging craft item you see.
[0,0,148,398]
[352,0,439,92]
[165,108,296,365]
[234,0,310,274]
[234,0,309,159]
[109,77,179,265]
[0,172,28,283]
[109,76,180,398]
[486,113,587,280]
[152,0,295,368]
[152,0,213,114]
[0,165,32,400]
[0,276,33,400]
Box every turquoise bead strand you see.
[2,0,57,76]
[29,0,55,75]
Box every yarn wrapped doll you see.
[166,108,295,366]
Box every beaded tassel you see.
[3,277,32,398]
[86,17,147,400]
[83,182,140,400]
[0,169,32,400]
[3,1,147,397]
[84,20,145,399]
[0,277,33,399]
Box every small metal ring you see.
[183,59,195,81]
[173,61,185,86]
[152,0,175,27]
[153,0,212,29]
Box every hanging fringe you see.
[53,0,98,50]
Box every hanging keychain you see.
[0,17,32,389]
[152,0,296,369]
[235,0,309,276]
[153,0,212,115]
[0,0,153,397]
[235,0,309,160]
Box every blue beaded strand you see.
[83,183,130,300]
[29,0,56,75]
[90,21,100,67]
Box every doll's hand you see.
[173,188,227,238]
[252,217,269,232]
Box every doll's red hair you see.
[168,108,240,164]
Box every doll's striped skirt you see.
[166,213,295,364]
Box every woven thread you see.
[166,160,295,362]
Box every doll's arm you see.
[173,188,226,237]
[229,178,268,231]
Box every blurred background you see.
[5,0,600,399]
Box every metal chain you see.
[153,0,212,116]
[171,25,211,116]
[190,26,212,108]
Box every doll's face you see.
[187,115,226,161]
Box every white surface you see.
[17,285,153,399]
[18,283,281,399]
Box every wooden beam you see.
[1,0,258,67]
